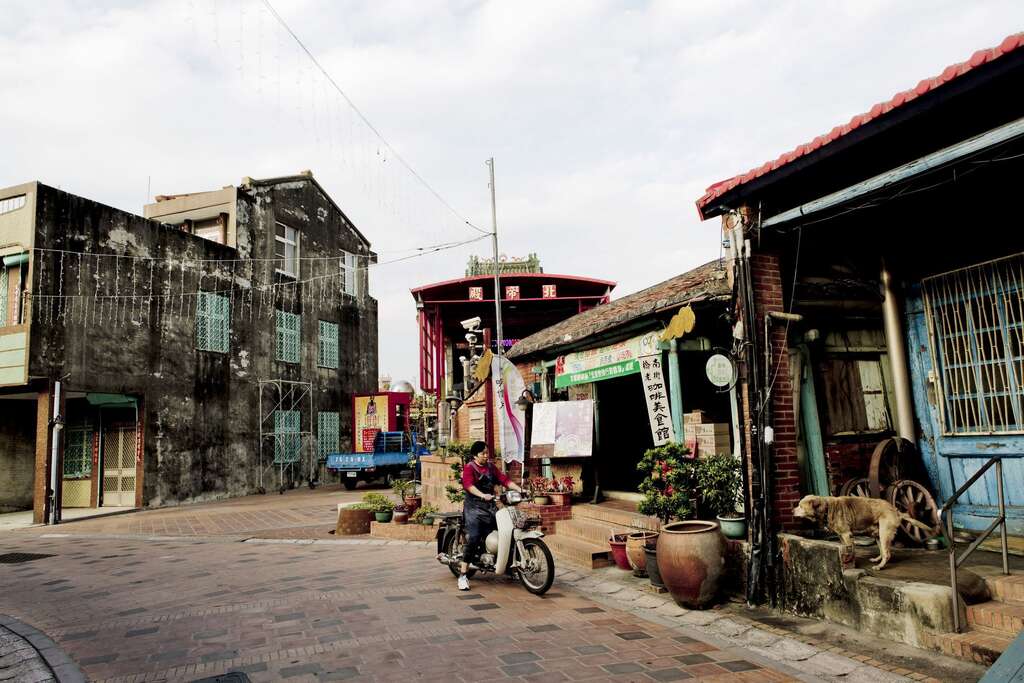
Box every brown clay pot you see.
[626,531,658,576]
[656,520,725,609]
[608,534,632,570]
[392,510,409,525]
[335,506,371,535]
[404,496,422,515]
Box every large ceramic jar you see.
[656,520,725,609]
[625,531,658,577]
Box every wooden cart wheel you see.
[868,437,916,498]
[840,477,872,498]
[886,479,940,543]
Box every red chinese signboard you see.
[469,286,484,300]
[505,285,520,300]
[542,284,557,298]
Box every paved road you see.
[0,533,804,682]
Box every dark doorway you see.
[595,374,654,494]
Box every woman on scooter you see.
[457,440,524,591]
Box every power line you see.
[257,0,492,237]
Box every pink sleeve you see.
[462,464,475,491]
[494,465,512,487]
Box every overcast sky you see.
[3,1,1022,388]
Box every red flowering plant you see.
[636,443,697,523]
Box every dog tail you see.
[900,513,934,532]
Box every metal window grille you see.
[0,267,6,326]
[318,411,340,461]
[318,320,339,368]
[195,292,230,353]
[276,310,301,363]
[63,428,92,478]
[274,410,302,464]
[923,252,1024,435]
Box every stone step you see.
[966,599,1024,636]
[928,626,1014,666]
[545,533,612,570]
[983,571,1024,603]
[572,503,660,531]
[554,518,637,546]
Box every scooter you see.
[435,490,555,595]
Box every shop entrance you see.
[595,374,654,495]
[102,425,137,507]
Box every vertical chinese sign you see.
[640,355,674,446]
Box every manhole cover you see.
[0,553,54,564]
[192,674,251,683]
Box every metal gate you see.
[102,427,137,507]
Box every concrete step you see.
[966,600,1024,636]
[554,518,636,546]
[572,503,660,532]
[545,533,612,570]
[928,626,1014,666]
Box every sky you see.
[2,1,1023,388]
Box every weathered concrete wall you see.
[0,399,35,511]
[28,180,378,507]
[779,534,957,649]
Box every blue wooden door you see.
[906,286,1024,535]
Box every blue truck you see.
[326,431,430,490]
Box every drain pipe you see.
[881,259,915,441]
[48,380,64,525]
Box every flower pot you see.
[608,534,632,571]
[532,495,551,506]
[644,545,665,588]
[421,515,435,526]
[656,520,725,609]
[392,510,409,525]
[374,510,393,523]
[716,514,746,540]
[336,506,372,536]
[626,531,658,577]
[548,492,572,507]
[404,496,422,515]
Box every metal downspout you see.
[881,259,915,441]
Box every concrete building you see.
[0,171,378,524]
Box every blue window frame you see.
[318,412,340,460]
[276,310,301,363]
[318,321,339,369]
[64,428,92,478]
[196,292,230,353]
[274,410,301,464]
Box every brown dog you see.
[793,495,934,570]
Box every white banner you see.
[492,355,526,463]
[640,354,675,446]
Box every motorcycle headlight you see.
[505,490,523,505]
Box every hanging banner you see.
[568,383,595,402]
[354,394,388,453]
[554,331,660,388]
[492,355,526,463]
[530,400,594,458]
[639,354,675,446]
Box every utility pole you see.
[486,158,504,356]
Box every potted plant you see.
[392,503,409,524]
[411,503,438,525]
[362,492,395,523]
[392,479,422,515]
[530,477,551,505]
[548,476,575,507]
[636,443,697,525]
[626,530,659,577]
[697,454,745,540]
[608,533,632,570]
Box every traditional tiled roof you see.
[507,259,730,359]
[695,32,1024,218]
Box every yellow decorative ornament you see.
[660,305,696,342]
[473,350,494,383]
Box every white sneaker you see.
[457,574,470,591]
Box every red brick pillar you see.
[33,387,53,524]
[748,252,799,531]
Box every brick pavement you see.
[0,534,810,682]
[0,622,56,682]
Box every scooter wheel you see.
[443,532,477,579]
[517,538,555,595]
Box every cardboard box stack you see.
[683,411,731,457]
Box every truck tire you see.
[343,479,358,491]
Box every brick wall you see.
[520,501,572,533]
[748,251,800,531]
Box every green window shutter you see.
[318,321,339,369]
[274,410,301,464]
[63,429,92,478]
[318,412,340,460]
[276,310,301,363]
[196,292,230,353]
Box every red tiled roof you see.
[695,32,1024,219]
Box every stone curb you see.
[0,615,87,683]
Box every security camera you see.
[461,316,482,331]
[465,333,477,345]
